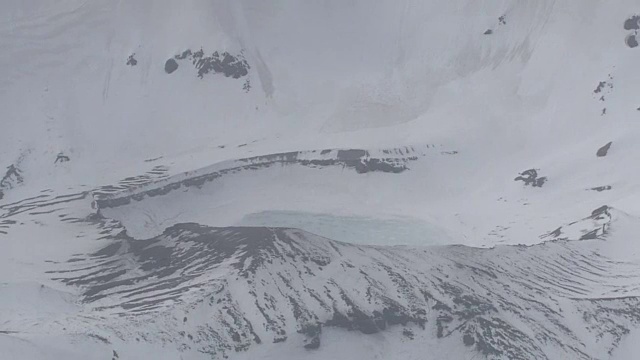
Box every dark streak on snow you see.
[589,185,612,192]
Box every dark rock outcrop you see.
[170,49,250,79]
[626,34,639,48]
[93,147,418,209]
[596,142,612,157]
[55,153,70,163]
[514,169,547,187]
[590,185,612,192]
[624,15,640,30]
[48,204,637,359]
[591,205,610,218]
[164,59,179,74]
[624,17,639,48]
[463,333,475,346]
[593,78,613,94]
[1,165,23,190]
[126,54,137,66]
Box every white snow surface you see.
[2,0,640,359]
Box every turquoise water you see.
[237,210,451,247]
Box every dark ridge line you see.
[93,148,419,210]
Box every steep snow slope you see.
[2,0,640,359]
[3,0,640,247]
[1,197,640,359]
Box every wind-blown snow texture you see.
[2,0,640,359]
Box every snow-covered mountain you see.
[2,0,640,359]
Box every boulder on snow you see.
[126,54,137,66]
[596,142,612,157]
[164,58,179,74]
[626,34,639,48]
[624,15,640,30]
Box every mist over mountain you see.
[2,1,640,359]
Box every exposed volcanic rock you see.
[514,169,547,187]
[55,152,70,163]
[92,147,422,209]
[126,54,137,66]
[626,34,639,48]
[624,15,640,30]
[597,141,613,157]
[48,206,640,359]
[623,16,639,48]
[164,58,178,74]
[1,164,23,190]
[171,49,250,79]
[590,185,612,192]
[541,205,611,241]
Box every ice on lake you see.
[237,210,452,247]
